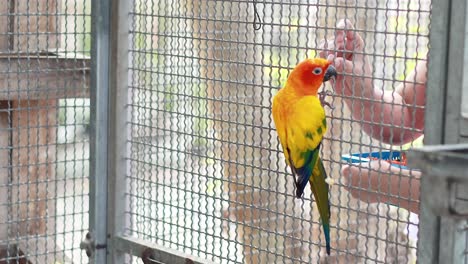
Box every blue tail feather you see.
[294,148,319,198]
[323,223,330,255]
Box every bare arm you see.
[348,60,426,144]
[320,19,426,145]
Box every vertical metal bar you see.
[422,0,468,263]
[419,0,451,263]
[89,0,110,263]
[444,0,465,143]
[107,0,131,263]
[425,3,450,144]
[461,0,468,138]
[440,0,468,262]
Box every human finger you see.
[318,38,342,59]
[335,19,364,55]
[341,164,379,203]
[318,39,328,58]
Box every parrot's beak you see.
[323,65,337,82]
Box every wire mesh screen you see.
[127,0,429,262]
[0,0,91,263]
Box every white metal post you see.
[107,0,132,263]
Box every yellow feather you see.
[272,86,326,168]
[271,57,333,255]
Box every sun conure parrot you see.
[271,58,337,255]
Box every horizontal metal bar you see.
[407,143,468,181]
[408,143,468,219]
[112,235,214,264]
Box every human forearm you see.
[320,19,426,145]
[343,89,423,145]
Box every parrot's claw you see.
[318,90,335,109]
[322,101,335,110]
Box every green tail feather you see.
[309,156,331,255]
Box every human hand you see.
[318,19,373,99]
[342,160,421,214]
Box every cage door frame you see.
[421,0,468,263]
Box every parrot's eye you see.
[312,67,323,75]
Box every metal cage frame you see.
[85,0,468,263]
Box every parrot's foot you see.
[318,90,335,109]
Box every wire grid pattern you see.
[0,0,91,263]
[127,0,429,263]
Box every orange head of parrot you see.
[287,58,337,96]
